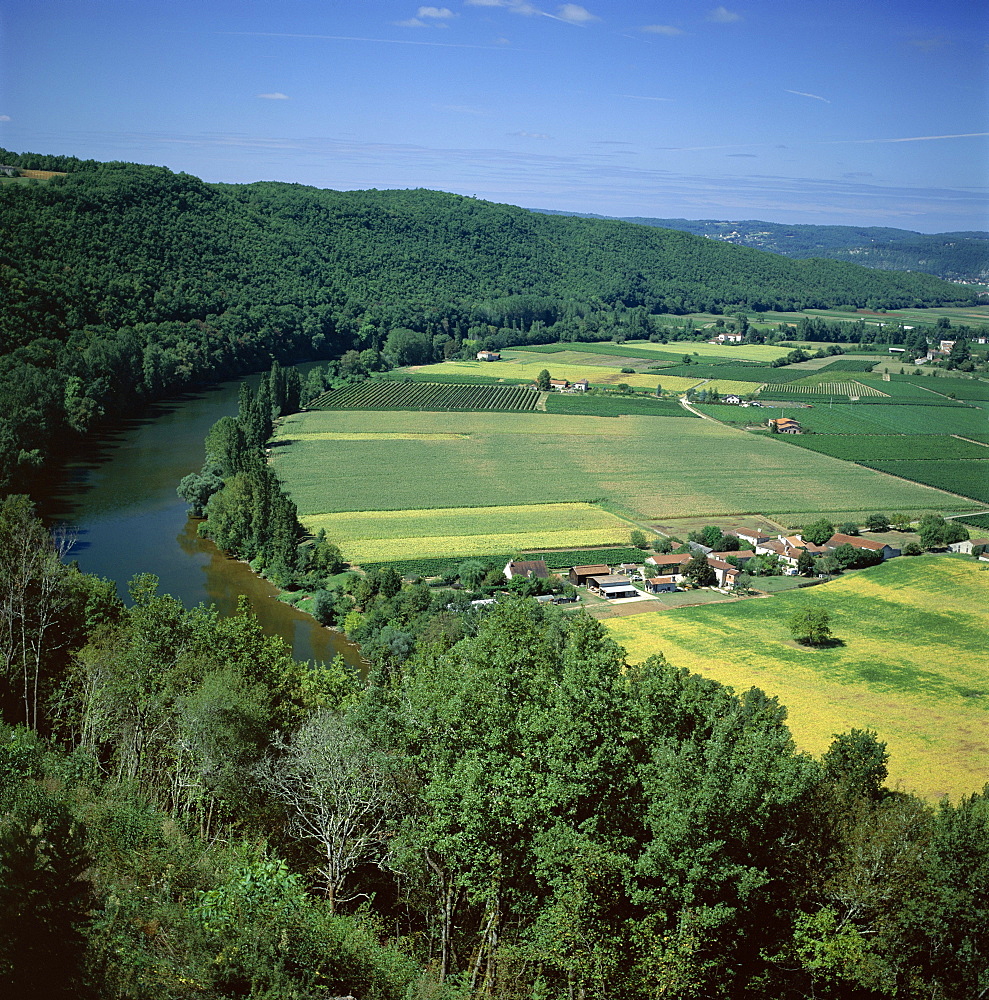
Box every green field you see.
[604,556,989,801]
[864,459,989,504]
[544,394,694,417]
[782,434,989,463]
[272,410,977,566]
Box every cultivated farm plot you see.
[770,381,888,396]
[695,380,767,396]
[617,339,795,363]
[272,410,978,539]
[300,502,634,563]
[783,434,989,464]
[406,357,687,390]
[309,379,540,412]
[604,557,989,801]
[864,460,989,504]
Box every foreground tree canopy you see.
[1,499,988,999]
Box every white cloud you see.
[640,24,683,36]
[619,94,673,102]
[0,115,10,122]
[257,92,289,100]
[466,0,540,13]
[395,17,428,27]
[510,130,551,138]
[555,4,597,24]
[785,89,831,104]
[707,6,741,23]
[418,5,455,17]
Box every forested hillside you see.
[0,151,976,491]
[535,210,989,283]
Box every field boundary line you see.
[951,435,989,449]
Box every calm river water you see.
[36,371,364,667]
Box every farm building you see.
[826,534,900,560]
[589,575,639,599]
[724,395,742,405]
[504,559,550,580]
[714,332,744,343]
[710,549,756,564]
[572,379,589,392]
[569,564,611,586]
[729,529,771,548]
[644,553,691,578]
[549,379,570,391]
[707,558,740,588]
[645,575,678,593]
[476,350,501,361]
[768,418,803,434]
[949,538,989,554]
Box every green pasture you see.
[605,556,989,801]
[783,434,989,464]
[865,460,989,504]
[272,409,978,530]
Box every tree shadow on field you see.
[790,637,846,650]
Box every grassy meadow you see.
[604,557,989,801]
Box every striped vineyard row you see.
[308,379,542,412]
[762,381,888,397]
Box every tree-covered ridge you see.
[534,209,989,283]
[0,152,978,493]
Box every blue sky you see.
[1,0,986,230]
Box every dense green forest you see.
[0,149,977,492]
[535,211,989,283]
[2,492,988,999]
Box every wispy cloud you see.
[727,153,757,158]
[464,0,597,25]
[639,24,684,36]
[221,31,507,51]
[909,36,949,52]
[554,4,598,25]
[828,132,989,144]
[0,115,10,122]
[785,89,831,103]
[707,6,741,23]
[509,130,551,138]
[257,92,289,100]
[396,6,456,27]
[619,94,673,102]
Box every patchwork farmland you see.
[309,379,540,412]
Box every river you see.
[36,371,365,667]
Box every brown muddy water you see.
[36,371,364,667]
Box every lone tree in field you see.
[630,529,648,549]
[536,369,551,390]
[788,605,834,646]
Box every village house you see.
[768,417,803,434]
[707,558,740,588]
[710,549,757,565]
[504,559,550,581]
[714,332,744,343]
[571,379,589,392]
[588,574,639,599]
[724,394,742,405]
[644,553,691,580]
[729,529,771,548]
[825,533,900,560]
[476,350,501,361]
[568,563,612,587]
[949,538,989,554]
[549,378,570,391]
[645,575,678,593]
[755,538,803,572]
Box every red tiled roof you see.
[827,533,886,551]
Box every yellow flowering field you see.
[604,557,989,801]
[301,502,633,563]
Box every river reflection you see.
[36,372,364,668]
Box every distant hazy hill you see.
[533,210,989,284]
